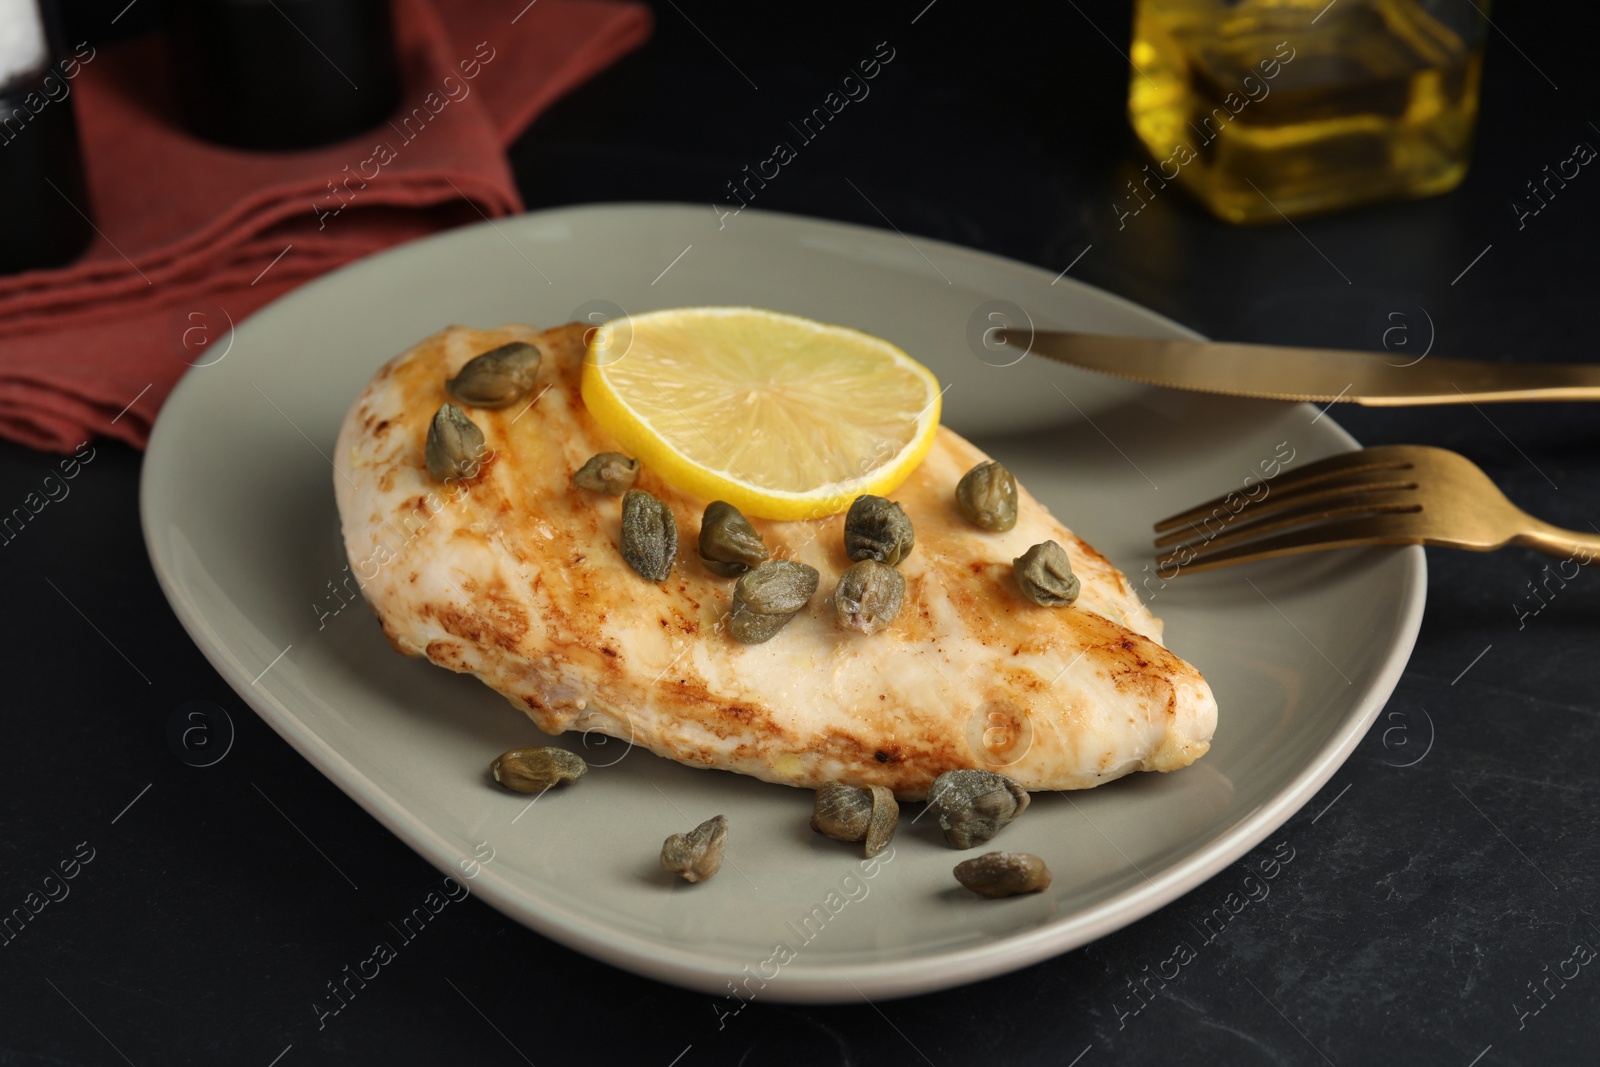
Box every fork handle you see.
[1512,525,1600,561]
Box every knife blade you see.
[999,330,1600,405]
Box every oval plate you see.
[141,203,1424,1002]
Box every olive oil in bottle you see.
[1128,0,1487,223]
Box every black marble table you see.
[4,2,1597,1063]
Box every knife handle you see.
[1016,329,1600,405]
[1359,359,1600,405]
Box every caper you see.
[811,782,872,841]
[728,559,818,643]
[863,786,899,857]
[1013,540,1080,607]
[844,495,915,566]
[809,781,899,857]
[926,769,1030,849]
[698,500,768,577]
[955,460,1018,531]
[735,560,818,614]
[490,747,586,794]
[425,402,486,482]
[621,489,677,582]
[661,814,728,883]
[445,341,542,408]
[833,559,905,635]
[572,451,639,495]
[954,851,1052,898]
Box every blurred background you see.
[45,0,1589,289]
[17,0,1594,388]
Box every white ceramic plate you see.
[141,203,1424,1002]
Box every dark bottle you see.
[0,2,95,274]
[166,0,401,151]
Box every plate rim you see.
[140,201,1427,1002]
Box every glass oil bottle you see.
[1128,0,1489,223]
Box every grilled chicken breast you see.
[334,323,1216,799]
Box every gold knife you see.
[1000,330,1600,405]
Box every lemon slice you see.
[580,307,942,520]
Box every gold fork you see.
[1153,445,1598,575]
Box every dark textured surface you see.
[5,2,1599,1064]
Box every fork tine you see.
[1152,476,1420,548]
[1156,511,1427,575]
[1153,446,1415,532]
[1156,490,1423,558]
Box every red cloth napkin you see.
[0,0,651,453]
